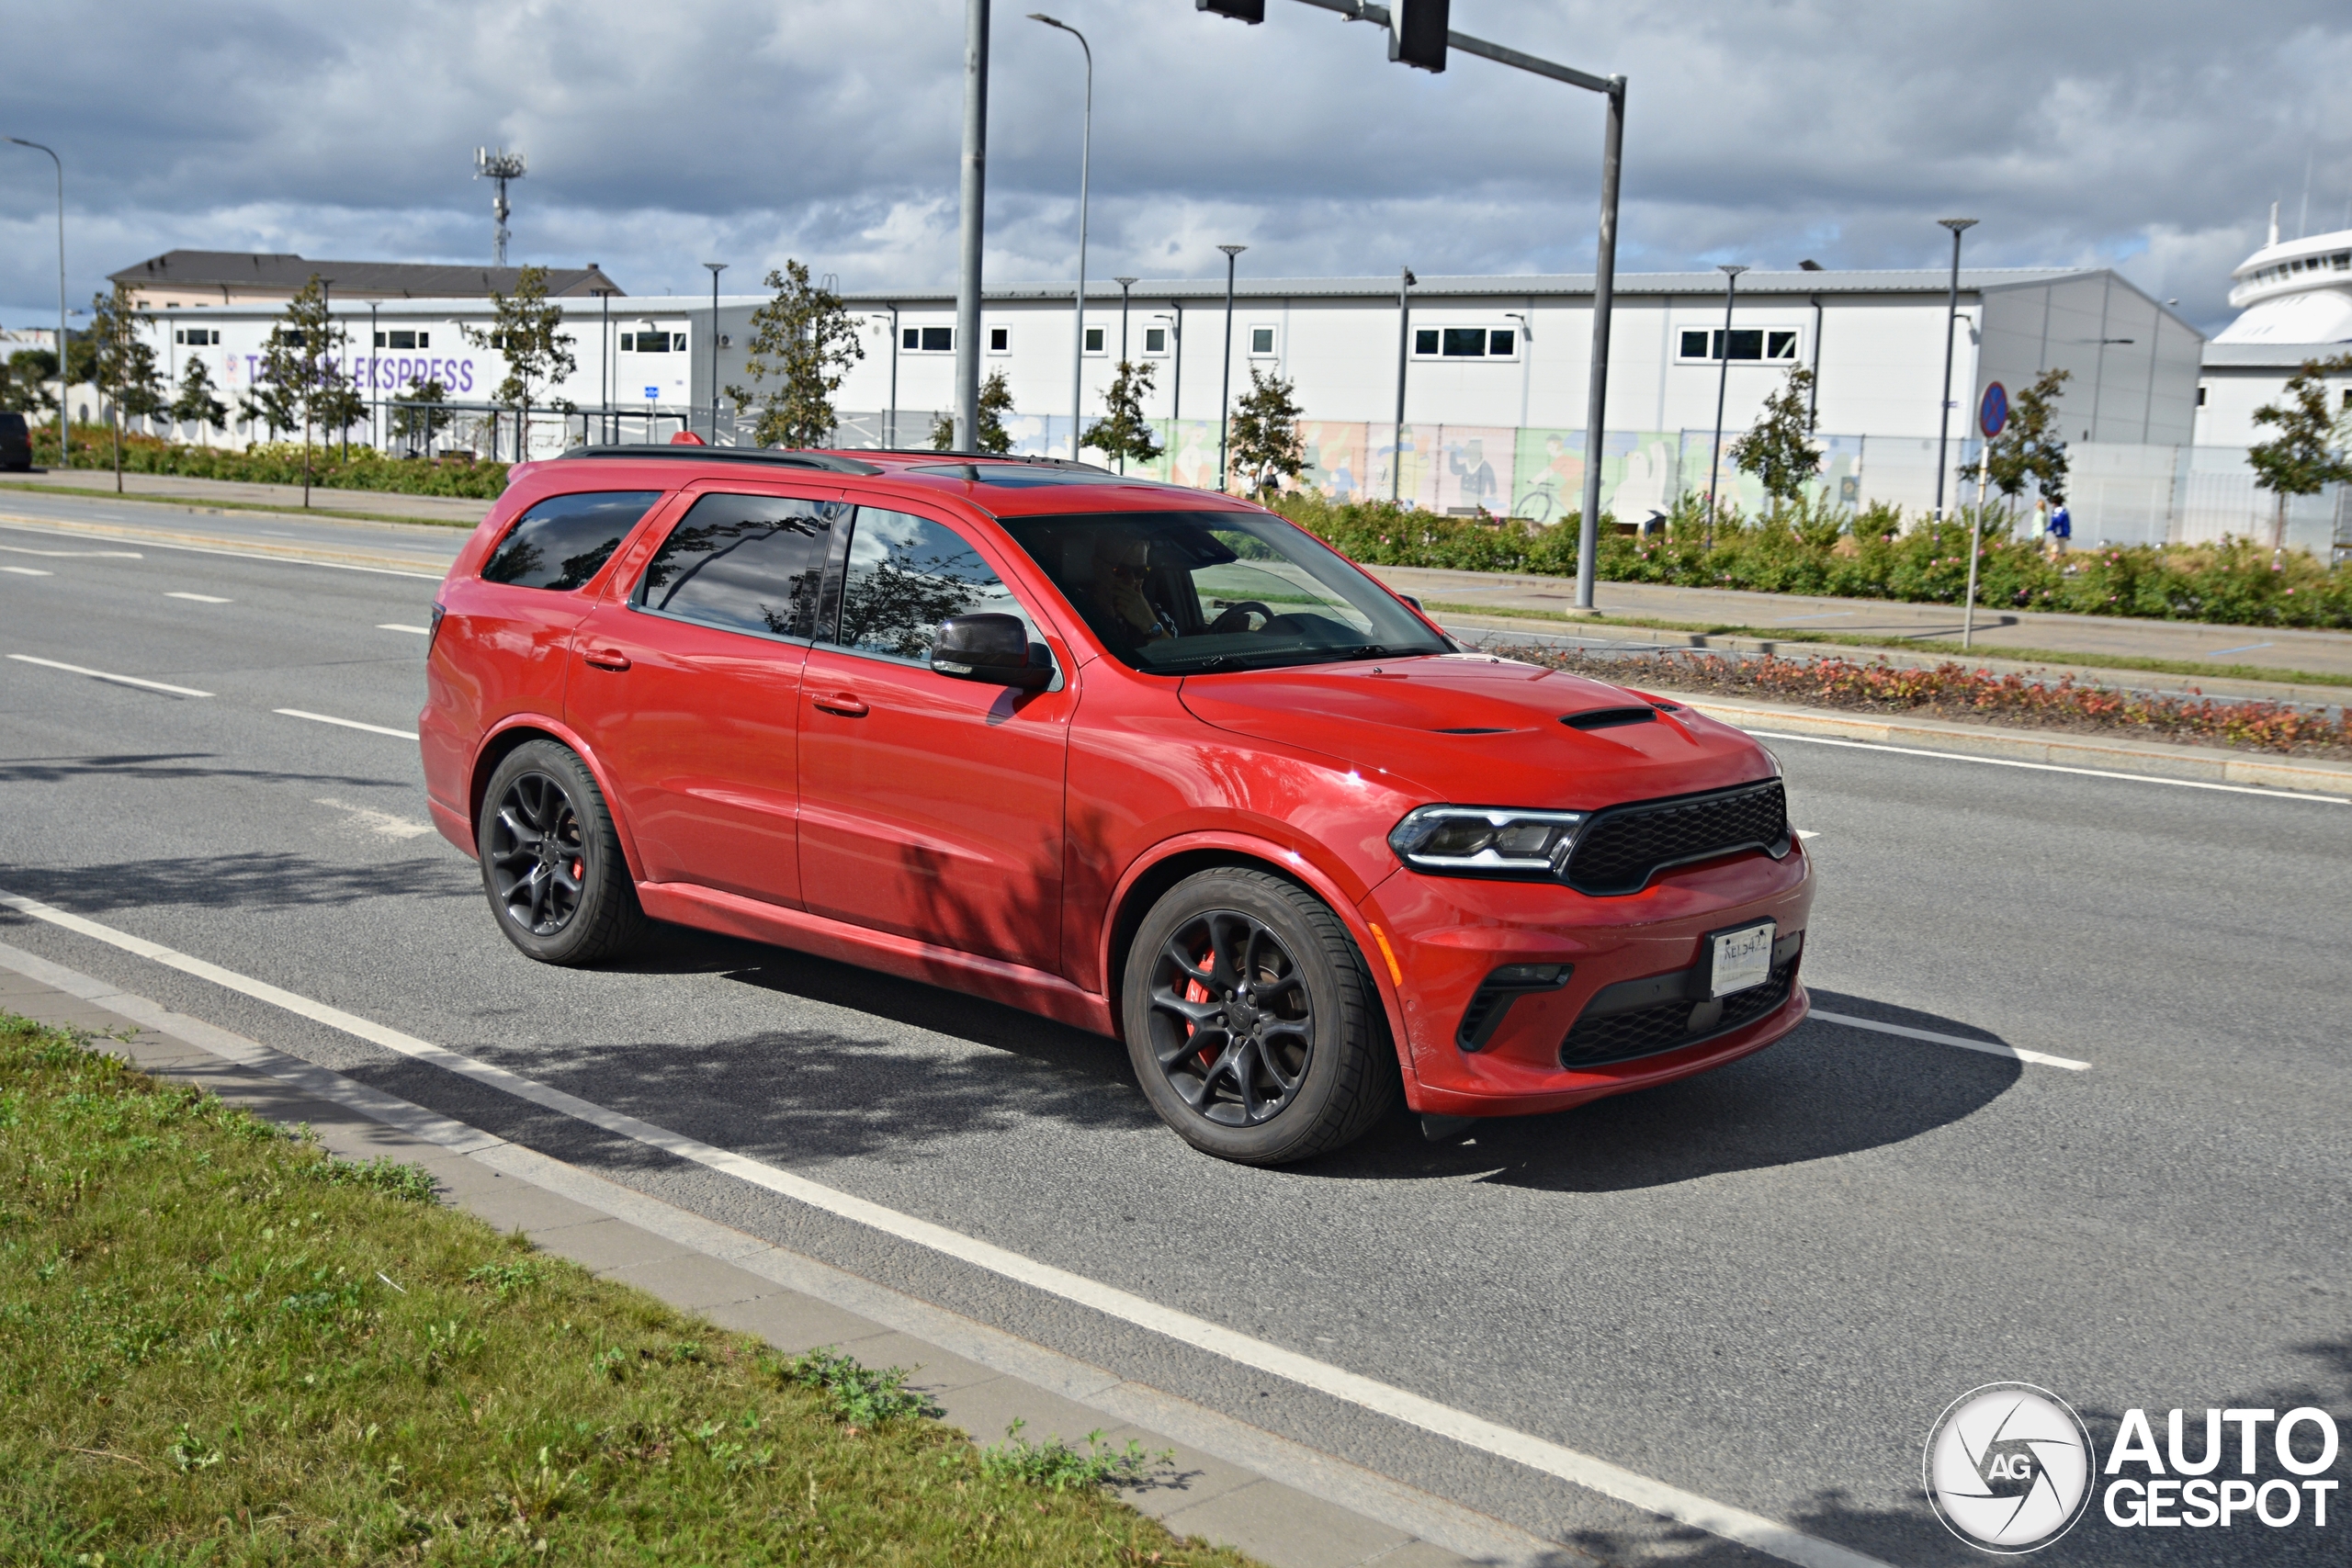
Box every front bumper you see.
[1363,840,1815,1117]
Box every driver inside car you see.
[1092,530,1177,649]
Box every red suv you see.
[421,448,1813,1164]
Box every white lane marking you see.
[275,708,420,741]
[165,592,232,604]
[3,566,52,576]
[1795,829,1820,840]
[1809,1010,2091,1071]
[312,796,435,839]
[0,543,142,558]
[377,623,430,635]
[6,653,213,698]
[0,519,447,581]
[2202,641,2273,658]
[0,887,1890,1568]
[1747,729,2350,805]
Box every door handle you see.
[812,691,868,717]
[582,647,631,671]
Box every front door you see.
[797,503,1075,974]
[565,488,842,906]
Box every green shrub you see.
[26,424,509,500]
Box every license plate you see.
[1709,922,1776,998]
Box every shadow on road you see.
[0,752,405,792]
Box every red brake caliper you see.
[1184,969,1217,1067]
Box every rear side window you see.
[831,508,1032,662]
[634,492,842,640]
[482,491,661,591]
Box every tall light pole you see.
[1114,276,1136,359]
[6,138,67,468]
[703,262,727,443]
[368,300,379,452]
[1216,243,1246,492]
[594,288,613,444]
[476,148,526,267]
[1933,217,1977,523]
[1030,13,1092,460]
[1392,265,1415,502]
[953,0,991,450]
[1705,263,1747,546]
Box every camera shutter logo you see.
[1925,1382,2096,1551]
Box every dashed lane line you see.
[1808,1010,2091,1071]
[274,708,420,741]
[0,886,1893,1568]
[165,592,232,604]
[6,653,212,698]
[377,624,430,635]
[3,566,52,576]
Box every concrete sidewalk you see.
[1371,563,2352,683]
[0,943,1556,1568]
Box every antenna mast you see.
[475,146,527,266]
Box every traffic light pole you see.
[1210,1,1624,610]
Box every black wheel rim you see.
[487,771,588,937]
[1146,908,1315,1127]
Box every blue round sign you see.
[1979,381,2008,438]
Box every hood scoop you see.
[1561,705,1659,732]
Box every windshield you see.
[995,510,1452,673]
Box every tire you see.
[1123,867,1398,1165]
[477,739,645,965]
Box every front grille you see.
[1566,780,1788,896]
[1557,959,1796,1070]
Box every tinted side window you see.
[482,491,661,591]
[634,491,841,640]
[831,508,1031,663]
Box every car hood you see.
[1176,652,1776,807]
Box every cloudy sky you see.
[1,0,2346,334]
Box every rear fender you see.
[468,714,650,884]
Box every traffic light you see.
[1388,0,1448,72]
[1195,0,1265,21]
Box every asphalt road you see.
[3,499,2346,1566]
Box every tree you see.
[727,260,865,447]
[86,285,164,491]
[1727,365,1822,516]
[3,349,58,417]
[392,376,454,455]
[464,264,577,458]
[169,357,228,434]
[261,276,353,505]
[1984,367,2072,531]
[2247,354,2352,550]
[1227,367,1305,497]
[930,369,1015,455]
[1081,359,1160,471]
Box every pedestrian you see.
[2046,497,2071,558]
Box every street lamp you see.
[1392,265,1416,502]
[6,137,67,468]
[953,0,990,452]
[1705,263,1747,545]
[1216,243,1246,492]
[1030,13,1092,461]
[703,262,727,444]
[1933,217,1977,523]
[1113,276,1138,472]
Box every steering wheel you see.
[1206,601,1277,635]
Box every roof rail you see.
[553,445,882,476]
[872,448,1115,474]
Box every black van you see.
[0,412,30,472]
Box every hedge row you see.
[1273,492,2352,630]
[26,425,511,500]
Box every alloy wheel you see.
[486,771,587,937]
[1146,908,1316,1126]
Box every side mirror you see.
[1397,592,1424,611]
[932,613,1053,690]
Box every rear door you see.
[565,486,842,906]
[796,503,1077,973]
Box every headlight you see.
[1387,805,1587,877]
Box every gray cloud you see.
[2,1,2347,333]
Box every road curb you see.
[0,939,1566,1568]
[1671,694,2352,797]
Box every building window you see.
[1410,326,1519,359]
[620,331,676,353]
[175,328,220,345]
[1084,326,1106,354]
[1143,325,1168,355]
[2196,385,2207,407]
[1677,328,1799,362]
[989,326,1010,352]
[903,326,953,353]
[1249,326,1276,355]
[373,330,426,349]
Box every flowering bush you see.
[1272,491,2352,631]
[27,425,510,500]
[1498,645,2352,759]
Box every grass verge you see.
[1422,601,2352,692]
[0,1012,1255,1566]
[0,479,480,530]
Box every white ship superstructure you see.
[2212,212,2352,344]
